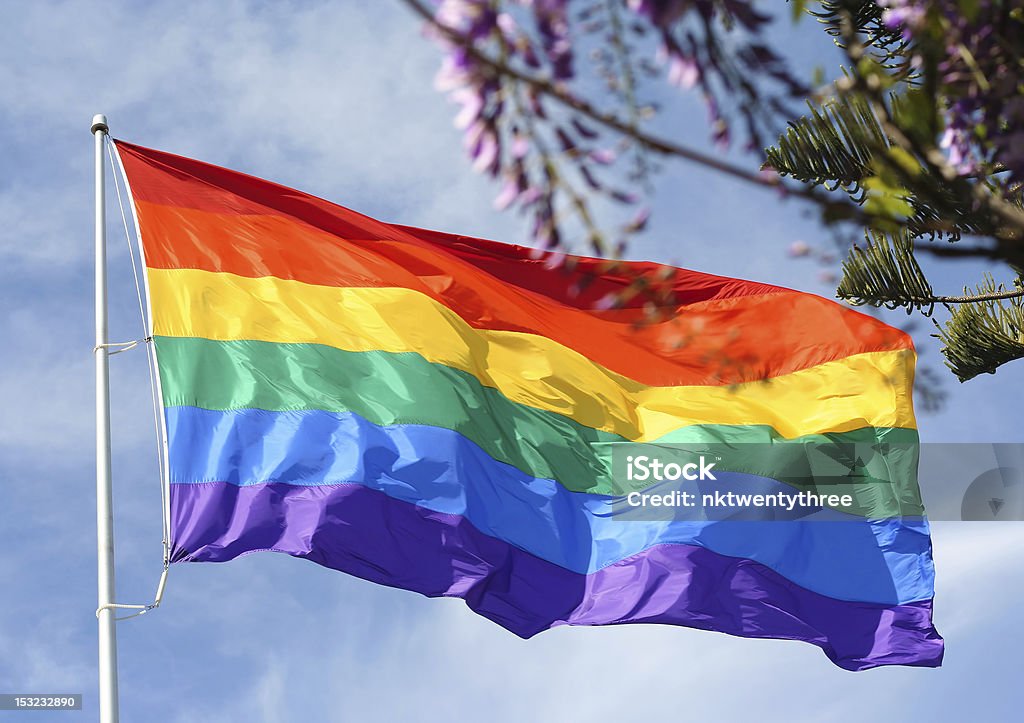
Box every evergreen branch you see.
[837,229,937,312]
[839,230,1024,310]
[765,87,1000,240]
[764,91,883,193]
[936,274,1024,381]
[811,1,904,49]
[839,14,1024,244]
[931,289,1024,304]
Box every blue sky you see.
[2,2,1022,721]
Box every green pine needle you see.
[937,275,1024,381]
[837,230,935,313]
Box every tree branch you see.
[400,0,861,213]
[929,289,1024,304]
[840,15,1024,244]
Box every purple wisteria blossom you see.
[421,0,809,258]
[878,0,927,39]
[880,1,1024,184]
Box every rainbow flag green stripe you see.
[154,335,923,517]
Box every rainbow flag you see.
[115,140,942,670]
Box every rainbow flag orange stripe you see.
[115,140,942,670]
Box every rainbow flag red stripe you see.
[115,140,942,670]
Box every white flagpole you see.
[92,113,120,723]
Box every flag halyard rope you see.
[101,136,171,622]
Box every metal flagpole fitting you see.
[92,113,120,723]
